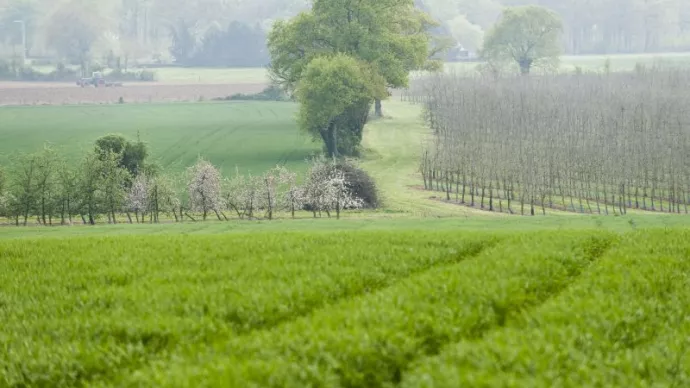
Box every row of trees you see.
[411,68,690,216]
[0,140,370,226]
[0,0,309,65]
[169,20,269,66]
[3,0,690,69]
[419,0,690,55]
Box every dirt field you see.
[0,82,268,106]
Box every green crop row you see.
[116,231,616,387]
[401,229,690,387]
[0,231,497,387]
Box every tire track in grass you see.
[115,231,617,388]
[400,229,690,388]
[0,232,498,388]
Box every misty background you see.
[0,0,688,69]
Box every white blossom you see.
[126,174,149,214]
[187,158,223,220]
[277,166,303,218]
[303,157,362,218]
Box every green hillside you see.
[0,101,317,175]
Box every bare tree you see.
[412,68,690,217]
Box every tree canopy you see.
[481,5,563,74]
[268,0,437,156]
[94,134,149,177]
[296,54,387,157]
[2,0,690,66]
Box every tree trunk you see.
[518,58,533,75]
[374,98,383,118]
[320,122,338,157]
[41,196,46,225]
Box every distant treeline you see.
[170,21,269,67]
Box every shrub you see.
[29,58,53,67]
[106,69,157,82]
[215,84,291,102]
[0,63,78,81]
[301,157,379,213]
[335,159,379,209]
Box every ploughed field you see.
[0,82,267,106]
[1,228,689,386]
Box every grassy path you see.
[361,101,504,218]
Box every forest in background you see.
[0,0,688,68]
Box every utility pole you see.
[13,20,26,66]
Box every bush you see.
[301,158,379,211]
[0,60,11,78]
[0,62,78,81]
[215,84,291,102]
[106,69,157,82]
[335,159,379,209]
[91,63,105,72]
[30,58,54,67]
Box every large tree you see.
[44,0,109,71]
[481,5,563,75]
[0,0,37,57]
[297,54,387,157]
[94,134,148,178]
[267,0,437,156]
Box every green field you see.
[31,52,690,85]
[0,102,318,175]
[426,52,690,77]
[1,229,689,386]
[2,59,690,386]
[151,67,271,84]
[1,99,690,225]
[154,53,690,82]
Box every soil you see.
[0,82,268,106]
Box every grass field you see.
[0,101,317,175]
[421,52,690,78]
[2,99,690,227]
[2,56,690,386]
[29,52,690,86]
[151,53,690,82]
[1,229,689,387]
[150,67,271,84]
